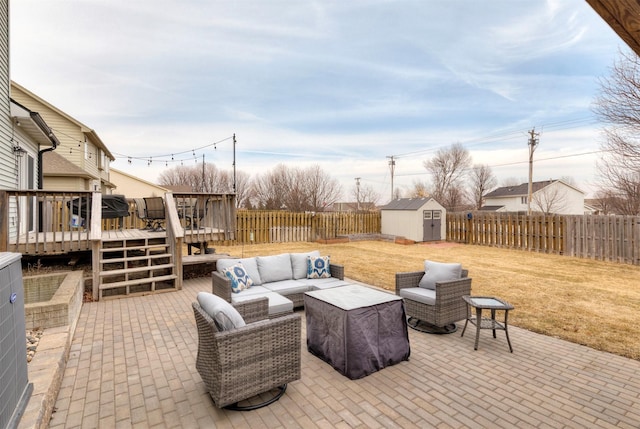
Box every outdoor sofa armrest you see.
[395,271,425,294]
[329,263,344,280]
[434,277,472,306]
[212,270,233,302]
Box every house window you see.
[98,150,104,170]
[521,196,527,204]
[84,142,88,160]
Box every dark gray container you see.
[0,253,32,429]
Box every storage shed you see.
[380,198,446,242]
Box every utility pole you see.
[202,154,205,192]
[355,177,361,211]
[527,128,540,215]
[232,133,237,194]
[386,155,395,201]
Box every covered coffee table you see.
[304,284,410,379]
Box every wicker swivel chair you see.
[192,297,301,410]
[396,266,471,334]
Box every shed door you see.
[423,210,442,241]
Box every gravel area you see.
[26,328,43,363]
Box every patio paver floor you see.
[48,277,640,428]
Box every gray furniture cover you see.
[304,285,410,379]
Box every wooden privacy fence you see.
[233,210,381,244]
[447,212,640,265]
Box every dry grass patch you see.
[214,240,640,360]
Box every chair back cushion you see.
[418,260,462,290]
[256,253,293,283]
[197,292,246,331]
[290,251,321,279]
[307,255,331,279]
[222,262,254,293]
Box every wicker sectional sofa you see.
[212,251,349,316]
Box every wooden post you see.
[0,190,8,252]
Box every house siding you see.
[10,83,114,192]
[0,0,15,189]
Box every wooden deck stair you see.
[97,235,178,300]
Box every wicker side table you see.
[460,295,514,352]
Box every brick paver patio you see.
[48,277,640,428]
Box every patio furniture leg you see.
[491,309,497,339]
[504,310,513,353]
[474,307,482,351]
[223,385,288,411]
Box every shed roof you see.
[380,197,434,211]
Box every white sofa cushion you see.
[217,257,263,285]
[399,287,436,306]
[230,285,272,297]
[197,292,246,331]
[418,260,462,290]
[263,279,311,296]
[290,250,321,279]
[257,253,293,283]
[231,291,294,316]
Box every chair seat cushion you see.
[230,285,272,297]
[232,292,294,316]
[399,287,436,306]
[418,261,462,290]
[197,292,246,331]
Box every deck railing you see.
[0,190,98,255]
[0,189,237,256]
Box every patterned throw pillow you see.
[307,255,331,279]
[223,262,254,293]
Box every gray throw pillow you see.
[197,292,246,331]
[290,250,320,279]
[256,253,293,283]
[418,260,462,290]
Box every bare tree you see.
[250,164,342,211]
[593,49,640,215]
[423,143,472,210]
[158,163,238,193]
[530,185,568,214]
[303,165,343,212]
[408,180,430,198]
[250,164,290,210]
[501,177,524,187]
[468,164,497,210]
[350,182,380,211]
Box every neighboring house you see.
[482,180,585,215]
[110,168,169,198]
[10,81,115,193]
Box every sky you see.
[10,0,625,202]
